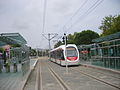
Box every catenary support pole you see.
[42,33,58,58]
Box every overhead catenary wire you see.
[39,0,47,49]
[50,0,102,46]
[42,0,47,33]
[62,0,89,30]
[60,0,104,33]
[58,0,89,36]
[65,0,104,33]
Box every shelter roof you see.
[77,44,92,49]
[92,32,120,43]
[0,33,27,46]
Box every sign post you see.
[64,33,68,74]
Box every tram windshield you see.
[66,47,78,57]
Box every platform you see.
[0,59,38,90]
[80,61,120,74]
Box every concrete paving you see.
[0,59,38,90]
[24,57,120,90]
[24,58,64,90]
[48,60,120,90]
[80,61,120,74]
[4,57,119,90]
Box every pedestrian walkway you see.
[80,61,120,74]
[0,59,38,90]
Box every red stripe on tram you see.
[67,57,78,61]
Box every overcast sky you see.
[0,0,120,49]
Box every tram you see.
[49,44,79,66]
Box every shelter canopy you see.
[92,32,120,43]
[0,33,27,46]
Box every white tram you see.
[49,44,79,66]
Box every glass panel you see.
[102,48,108,56]
[117,46,120,56]
[115,40,120,44]
[110,41,114,45]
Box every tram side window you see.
[60,50,64,60]
[57,50,61,59]
[56,51,59,59]
[50,52,53,58]
[55,51,58,59]
[53,52,55,58]
[55,51,57,59]
[50,53,52,58]
[51,52,55,58]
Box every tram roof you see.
[50,44,76,52]
[0,33,27,46]
[92,32,120,43]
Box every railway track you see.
[24,58,120,90]
[36,59,42,90]
[47,63,71,90]
[70,67,120,90]
[36,59,71,90]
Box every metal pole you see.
[37,49,38,58]
[48,33,51,58]
[36,47,38,58]
[42,49,43,57]
[42,33,58,59]
[64,33,68,73]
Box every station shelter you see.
[77,45,91,63]
[0,33,30,75]
[91,32,120,70]
[78,32,120,70]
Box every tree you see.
[54,41,63,48]
[67,34,74,44]
[99,15,120,36]
[74,30,99,45]
[0,48,4,53]
[11,44,21,47]
[67,32,79,44]
[30,49,37,56]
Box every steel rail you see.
[47,63,71,90]
[35,61,39,90]
[36,60,43,90]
